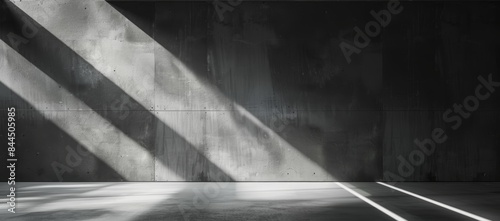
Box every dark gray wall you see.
[1,0,499,181]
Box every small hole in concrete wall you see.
[287,173,289,175]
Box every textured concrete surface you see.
[0,182,499,220]
[0,0,499,181]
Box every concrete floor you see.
[1,182,499,221]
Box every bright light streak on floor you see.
[336,182,407,221]
[377,182,491,221]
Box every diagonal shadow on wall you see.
[108,1,384,181]
[0,82,124,181]
[0,0,232,181]
[109,1,291,179]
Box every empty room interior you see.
[0,0,499,220]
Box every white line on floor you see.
[335,182,407,221]
[377,182,490,221]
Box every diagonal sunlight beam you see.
[153,36,333,180]
[105,1,332,180]
[11,0,332,180]
[73,0,333,180]
[0,81,126,182]
[2,0,232,181]
[0,39,181,181]
[49,0,332,180]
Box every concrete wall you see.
[0,0,499,181]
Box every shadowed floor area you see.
[1,182,499,220]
